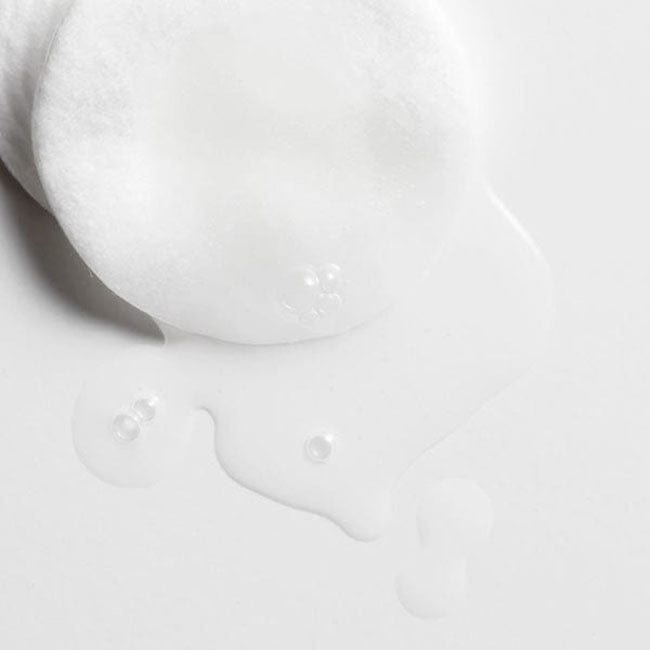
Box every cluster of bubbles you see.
[112,395,159,443]
[278,263,344,325]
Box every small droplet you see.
[305,433,335,463]
[132,396,158,422]
[278,267,320,315]
[318,263,343,294]
[113,414,140,442]
[315,292,342,316]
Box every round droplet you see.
[305,433,335,463]
[113,414,140,442]
[318,263,343,294]
[315,292,342,317]
[278,267,320,315]
[132,396,158,422]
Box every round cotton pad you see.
[0,0,70,207]
[33,0,475,344]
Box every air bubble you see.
[278,267,320,314]
[305,432,335,463]
[113,413,140,442]
[318,263,343,294]
[315,292,342,316]
[73,349,192,488]
[132,396,158,422]
[278,264,344,324]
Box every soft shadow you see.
[0,162,162,340]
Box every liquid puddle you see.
[72,186,552,542]
[396,478,494,619]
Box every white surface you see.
[1,0,650,647]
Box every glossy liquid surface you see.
[73,187,552,545]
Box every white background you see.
[1,0,649,647]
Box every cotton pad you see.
[0,0,70,207]
[33,0,475,344]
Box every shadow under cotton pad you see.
[0,0,71,208]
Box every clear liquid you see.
[72,187,552,543]
[396,478,494,619]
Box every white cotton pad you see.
[33,0,475,344]
[0,0,70,207]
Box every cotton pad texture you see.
[0,0,70,207]
[5,0,476,344]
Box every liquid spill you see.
[396,479,494,620]
[71,186,552,540]
[396,553,468,620]
[72,353,193,488]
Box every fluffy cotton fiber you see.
[0,0,70,207]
